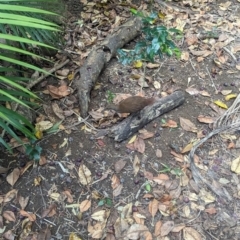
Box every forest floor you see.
[1,0,240,239]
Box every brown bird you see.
[106,96,155,113]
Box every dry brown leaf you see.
[153,81,161,89]
[171,224,185,232]
[144,171,154,180]
[6,168,20,186]
[91,209,110,222]
[3,211,16,222]
[180,173,189,187]
[161,221,174,236]
[78,164,92,185]
[205,207,217,215]
[105,233,116,240]
[18,196,29,210]
[3,230,15,240]
[181,142,193,153]
[41,204,57,218]
[133,212,145,225]
[113,184,123,197]
[227,142,235,149]
[190,49,212,57]
[126,224,149,239]
[35,120,53,131]
[39,156,47,166]
[20,161,33,175]
[146,63,160,68]
[56,68,69,77]
[142,231,152,240]
[34,176,42,186]
[162,119,178,128]
[49,192,60,202]
[199,90,210,97]
[51,102,65,120]
[156,149,162,158]
[154,220,162,237]
[88,110,104,121]
[134,137,145,153]
[19,210,36,221]
[180,117,197,132]
[111,174,120,190]
[79,199,91,212]
[183,227,202,239]
[69,233,82,240]
[138,129,154,139]
[197,115,214,124]
[231,156,240,174]
[186,34,198,45]
[153,174,169,185]
[142,193,154,199]
[185,87,199,96]
[133,155,140,176]
[181,51,189,61]
[3,189,18,203]
[114,159,127,173]
[148,199,159,217]
[47,85,72,99]
[170,151,184,162]
[62,190,73,203]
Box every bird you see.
[106,96,155,113]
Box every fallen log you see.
[76,17,143,118]
[108,91,185,142]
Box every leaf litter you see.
[1,0,240,239]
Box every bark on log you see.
[108,91,185,142]
[76,17,143,118]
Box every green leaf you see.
[0,43,49,61]
[0,12,58,26]
[98,199,106,206]
[130,8,137,15]
[46,121,63,134]
[0,33,56,49]
[0,19,59,31]
[105,198,112,207]
[0,137,11,152]
[0,89,29,108]
[145,183,151,192]
[0,76,38,98]
[0,119,22,143]
[0,107,35,134]
[0,3,57,15]
[0,55,49,75]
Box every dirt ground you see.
[1,0,240,239]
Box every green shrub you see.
[118,9,182,65]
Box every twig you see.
[223,47,237,63]
[10,204,56,226]
[206,231,219,240]
[27,59,70,89]
[135,181,150,199]
[189,58,203,81]
[206,67,217,92]
[35,213,57,226]
[186,210,202,223]
[61,103,97,131]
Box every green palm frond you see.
[0,0,62,153]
